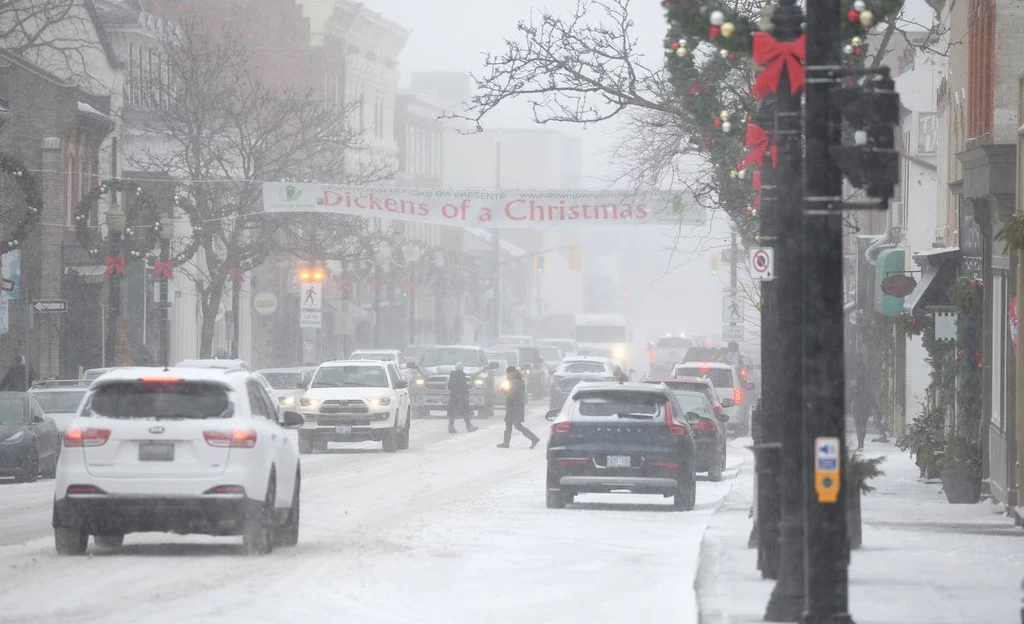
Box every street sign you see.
[300,282,322,310]
[300,310,322,329]
[253,291,278,316]
[748,247,775,281]
[722,296,745,323]
[722,324,744,342]
[32,299,67,313]
[0,279,14,293]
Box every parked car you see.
[0,392,61,482]
[537,338,578,357]
[548,356,617,409]
[544,382,697,510]
[649,334,696,377]
[255,367,315,408]
[51,367,304,555]
[672,362,753,436]
[28,381,90,433]
[82,368,120,382]
[408,346,499,419]
[643,382,727,481]
[298,360,411,453]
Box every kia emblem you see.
[149,426,165,434]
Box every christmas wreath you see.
[0,154,43,256]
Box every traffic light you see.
[534,254,546,275]
[829,74,901,201]
[710,256,720,276]
[567,246,582,271]
[298,267,325,283]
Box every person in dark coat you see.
[613,366,630,383]
[0,354,29,392]
[498,366,539,449]
[447,363,478,433]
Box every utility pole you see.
[493,134,503,341]
[764,0,807,620]
[754,95,781,580]
[104,138,123,367]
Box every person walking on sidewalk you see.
[447,362,478,434]
[498,366,539,449]
[0,354,29,392]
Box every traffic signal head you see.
[567,246,582,271]
[710,256,720,276]
[534,255,546,275]
[829,75,901,202]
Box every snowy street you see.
[0,402,744,624]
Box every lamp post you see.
[406,243,422,346]
[158,216,173,367]
[493,132,503,341]
[373,246,391,348]
[435,250,448,343]
[105,208,126,366]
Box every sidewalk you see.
[696,437,1024,624]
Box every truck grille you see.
[317,416,371,427]
[426,376,449,392]
[320,400,368,414]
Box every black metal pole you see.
[764,0,806,620]
[802,0,852,618]
[373,265,381,349]
[231,280,240,358]
[160,237,170,367]
[754,96,781,581]
[105,138,120,366]
[409,264,417,346]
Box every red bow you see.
[737,124,778,171]
[153,259,175,280]
[752,32,806,100]
[227,267,246,284]
[753,170,762,191]
[103,254,125,276]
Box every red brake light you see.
[139,377,184,384]
[204,485,246,495]
[204,428,258,448]
[699,364,710,373]
[739,368,749,381]
[63,427,110,447]
[733,388,744,404]
[692,419,717,433]
[665,401,689,437]
[551,421,572,434]
[649,460,680,470]
[559,458,589,468]
[67,485,105,495]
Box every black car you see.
[544,382,697,510]
[0,392,62,482]
[650,384,727,481]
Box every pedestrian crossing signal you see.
[710,256,720,276]
[534,255,547,275]
[298,267,325,283]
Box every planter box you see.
[941,468,982,504]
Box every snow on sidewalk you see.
[696,439,1024,624]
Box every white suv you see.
[673,362,752,435]
[298,360,411,454]
[52,368,304,556]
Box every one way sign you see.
[32,300,68,313]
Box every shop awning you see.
[903,247,960,315]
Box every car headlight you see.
[280,396,296,406]
[612,345,626,360]
[473,378,485,388]
[500,378,511,392]
[1,430,25,445]
[300,397,323,409]
[368,396,391,408]
[414,378,426,387]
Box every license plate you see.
[335,425,352,434]
[426,398,444,405]
[607,455,631,468]
[139,442,174,462]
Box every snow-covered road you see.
[0,403,743,624]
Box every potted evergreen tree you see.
[847,451,885,549]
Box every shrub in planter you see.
[940,435,982,504]
[847,452,885,550]
[896,403,944,479]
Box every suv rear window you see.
[657,337,695,348]
[87,382,231,419]
[560,361,608,374]
[574,391,665,419]
[675,366,734,388]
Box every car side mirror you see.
[488,361,499,370]
[406,361,418,369]
[545,409,560,421]
[282,411,304,428]
[395,380,408,389]
[685,412,702,422]
[720,398,735,408]
[717,414,730,423]
[32,414,44,424]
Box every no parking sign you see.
[748,247,775,281]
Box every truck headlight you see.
[1,430,24,445]
[368,396,391,408]
[280,396,296,406]
[300,397,323,409]
[612,345,626,360]
[473,378,485,388]
[414,378,426,387]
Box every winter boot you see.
[496,443,510,449]
[448,424,458,434]
[466,424,478,433]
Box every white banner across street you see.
[261,182,703,228]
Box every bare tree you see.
[132,21,372,357]
[0,0,103,79]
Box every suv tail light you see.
[64,427,111,447]
[692,419,717,433]
[665,401,689,437]
[204,428,258,448]
[733,388,744,404]
[551,421,572,434]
